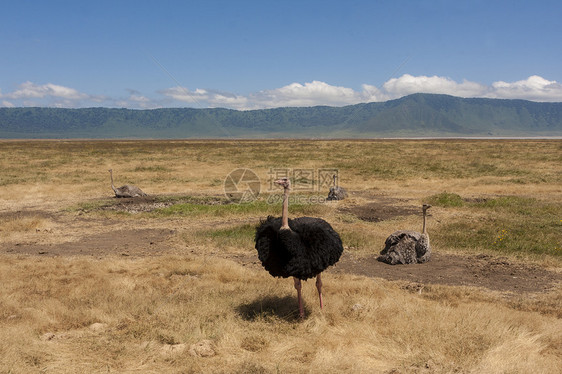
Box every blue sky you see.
[1,0,561,109]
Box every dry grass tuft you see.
[0,216,51,232]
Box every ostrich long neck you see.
[422,210,428,235]
[281,186,290,229]
[110,171,117,192]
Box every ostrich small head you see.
[422,204,431,213]
[274,177,291,190]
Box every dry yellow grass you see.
[1,139,560,208]
[1,255,561,373]
[0,139,561,373]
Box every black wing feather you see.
[255,216,343,280]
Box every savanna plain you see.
[0,139,561,374]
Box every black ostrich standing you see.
[255,177,344,318]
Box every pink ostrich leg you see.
[316,273,323,309]
[293,277,304,318]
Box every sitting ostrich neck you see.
[422,205,430,235]
[281,183,290,229]
[109,169,117,193]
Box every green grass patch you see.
[133,165,172,172]
[474,196,538,212]
[431,195,562,257]
[66,194,330,219]
[428,192,465,207]
[152,201,259,217]
[193,223,257,250]
[151,195,329,218]
[155,195,228,205]
[338,227,375,251]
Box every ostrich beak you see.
[274,178,291,189]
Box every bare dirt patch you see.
[340,201,419,222]
[4,227,175,257]
[100,196,170,213]
[338,192,419,222]
[332,252,560,295]
[83,195,228,214]
[0,209,57,221]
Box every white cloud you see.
[359,84,389,103]
[2,75,562,110]
[383,74,488,98]
[159,86,250,108]
[0,82,120,108]
[158,81,387,110]
[116,95,158,109]
[129,94,150,104]
[158,75,562,110]
[252,81,359,108]
[486,75,562,101]
[7,81,89,100]
[159,86,208,104]
[207,92,249,108]
[159,86,225,105]
[114,89,160,109]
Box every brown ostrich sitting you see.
[327,174,348,201]
[108,169,147,198]
[378,204,431,265]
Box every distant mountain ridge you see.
[1,93,561,138]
